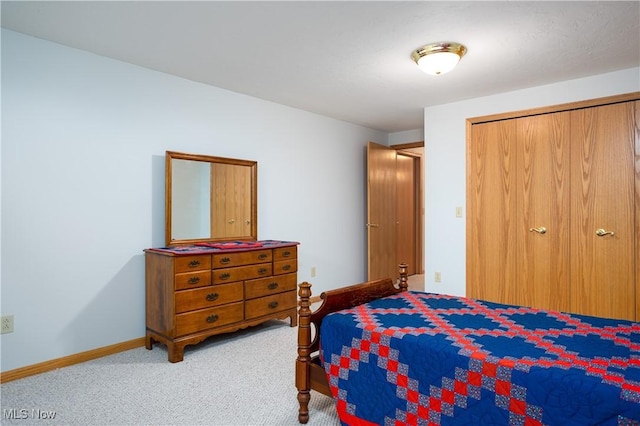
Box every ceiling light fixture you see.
[411,42,467,75]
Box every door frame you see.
[391,141,424,275]
[367,141,424,281]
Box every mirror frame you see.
[165,151,258,246]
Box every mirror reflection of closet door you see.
[211,163,252,238]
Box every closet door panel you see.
[570,101,636,321]
[636,101,640,322]
[516,113,571,311]
[467,120,517,304]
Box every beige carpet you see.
[1,321,339,425]
[2,275,425,425]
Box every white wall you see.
[423,67,640,297]
[0,29,390,372]
[388,128,423,145]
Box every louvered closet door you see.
[515,112,571,311]
[467,119,518,305]
[570,101,637,321]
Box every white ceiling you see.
[2,1,639,133]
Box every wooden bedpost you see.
[296,281,312,424]
[295,264,409,423]
[399,263,408,292]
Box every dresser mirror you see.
[165,151,257,245]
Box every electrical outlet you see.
[311,266,317,277]
[435,272,441,283]
[1,315,14,334]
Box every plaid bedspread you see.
[319,291,640,425]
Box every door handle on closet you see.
[596,228,615,237]
[366,223,379,228]
[529,227,546,234]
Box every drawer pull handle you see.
[283,251,291,257]
[188,260,201,268]
[220,257,231,265]
[258,268,268,275]
[188,277,201,285]
[206,293,219,301]
[282,265,291,271]
[268,282,279,290]
[206,314,219,323]
[219,273,231,280]
[258,254,268,260]
[268,301,279,309]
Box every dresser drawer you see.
[175,270,211,291]
[213,263,273,284]
[274,259,297,275]
[245,290,297,320]
[212,249,272,268]
[245,273,297,300]
[174,255,211,273]
[274,246,297,261]
[175,302,244,336]
[175,282,243,313]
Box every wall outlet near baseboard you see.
[434,272,441,283]
[1,315,14,334]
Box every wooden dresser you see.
[145,240,298,362]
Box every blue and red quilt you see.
[319,291,640,425]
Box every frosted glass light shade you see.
[416,52,461,75]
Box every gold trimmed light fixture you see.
[411,42,467,75]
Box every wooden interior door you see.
[367,142,397,281]
[570,101,637,321]
[467,119,518,304]
[515,112,571,311]
[396,153,417,276]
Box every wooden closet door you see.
[515,112,571,311]
[467,119,518,304]
[570,101,637,321]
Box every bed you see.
[295,266,640,425]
